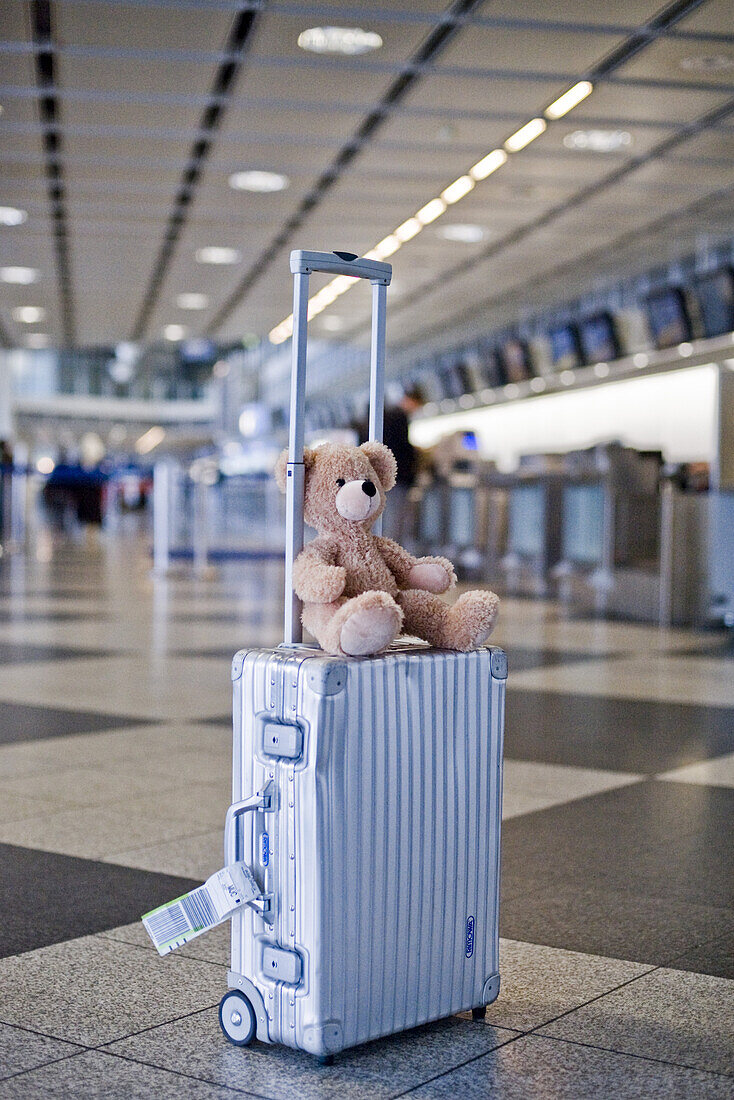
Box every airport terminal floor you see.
[0,525,731,1098]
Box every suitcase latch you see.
[261,720,303,760]
[262,945,302,985]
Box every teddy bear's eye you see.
[335,478,345,488]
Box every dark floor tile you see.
[666,639,734,660]
[664,930,734,980]
[505,689,734,773]
[0,643,122,666]
[500,781,734,967]
[0,610,109,623]
[0,1023,83,1080]
[0,843,200,957]
[0,701,156,745]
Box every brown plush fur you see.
[276,441,499,656]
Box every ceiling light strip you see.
[269,78,595,344]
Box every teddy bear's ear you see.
[360,440,397,491]
[274,446,317,493]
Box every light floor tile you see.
[108,1010,519,1099]
[479,939,654,1031]
[101,921,231,966]
[0,1050,242,1098]
[0,936,225,1047]
[0,782,229,860]
[104,829,224,879]
[0,656,231,720]
[510,654,734,708]
[502,760,642,819]
[657,751,734,789]
[407,1033,734,1099]
[538,966,734,1076]
[0,1023,83,1080]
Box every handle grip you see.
[224,781,275,924]
[290,249,391,284]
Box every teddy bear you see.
[275,440,499,657]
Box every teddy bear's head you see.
[275,441,397,535]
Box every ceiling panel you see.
[437,24,624,75]
[485,1,663,26]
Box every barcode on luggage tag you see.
[143,887,217,954]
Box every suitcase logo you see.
[465,915,475,958]
[260,831,270,868]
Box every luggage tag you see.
[142,861,261,956]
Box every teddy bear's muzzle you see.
[335,479,381,522]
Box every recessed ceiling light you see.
[26,333,50,349]
[593,362,610,377]
[633,352,649,368]
[678,341,693,357]
[505,118,547,153]
[560,370,576,385]
[12,306,45,324]
[503,383,520,399]
[680,54,734,73]
[177,292,209,310]
[438,224,485,243]
[0,206,27,226]
[195,246,241,265]
[297,26,382,55]
[163,324,187,341]
[530,377,546,392]
[1,266,39,284]
[563,129,632,153]
[458,394,475,408]
[229,170,289,193]
[320,315,345,331]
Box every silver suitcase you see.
[220,250,507,1061]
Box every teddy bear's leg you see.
[397,588,499,651]
[302,591,403,657]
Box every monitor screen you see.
[646,288,692,348]
[578,313,620,364]
[439,363,467,399]
[693,268,734,338]
[499,338,531,382]
[548,324,581,370]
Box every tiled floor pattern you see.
[0,531,732,1097]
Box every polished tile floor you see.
[0,528,732,1097]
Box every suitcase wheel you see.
[472,1006,487,1020]
[219,991,257,1047]
[316,1054,335,1066]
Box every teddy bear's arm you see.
[375,537,457,594]
[292,538,346,603]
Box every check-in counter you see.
[499,468,564,597]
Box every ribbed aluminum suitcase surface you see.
[228,641,506,1057]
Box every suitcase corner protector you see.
[482,972,501,1005]
[304,658,348,696]
[231,650,249,682]
[489,648,508,681]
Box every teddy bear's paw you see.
[408,561,452,594]
[446,590,500,651]
[339,593,403,656]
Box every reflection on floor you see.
[0,531,732,1097]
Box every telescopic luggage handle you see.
[284,250,392,645]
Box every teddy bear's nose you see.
[362,480,377,498]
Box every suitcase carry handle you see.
[224,781,275,922]
[284,249,392,645]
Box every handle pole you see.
[368,279,387,536]
[284,271,310,644]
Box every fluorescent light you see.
[394,217,422,243]
[195,246,241,265]
[564,129,631,153]
[229,170,289,193]
[458,394,475,408]
[530,377,546,392]
[633,352,649,368]
[545,80,593,120]
[163,324,187,341]
[416,198,446,225]
[505,118,546,153]
[26,333,50,349]
[1,266,38,284]
[297,26,382,55]
[36,456,55,475]
[177,292,209,310]
[678,342,693,357]
[560,370,576,385]
[371,234,401,259]
[0,206,27,226]
[12,306,45,323]
[470,148,507,181]
[593,362,610,377]
[136,426,165,455]
[438,224,485,243]
[503,383,520,399]
[441,175,474,204]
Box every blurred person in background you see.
[358,384,425,544]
